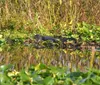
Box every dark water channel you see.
[0,44,100,71]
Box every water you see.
[0,44,100,71]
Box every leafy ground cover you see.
[0,64,100,85]
[0,22,100,49]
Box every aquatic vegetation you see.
[0,64,100,85]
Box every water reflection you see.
[0,44,100,71]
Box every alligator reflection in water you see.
[0,44,100,71]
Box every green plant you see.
[0,64,100,85]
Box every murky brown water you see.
[0,44,100,71]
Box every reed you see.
[0,0,100,31]
[90,46,95,68]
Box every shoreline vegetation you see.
[0,0,100,47]
[0,0,100,85]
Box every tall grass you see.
[0,0,100,32]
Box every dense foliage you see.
[0,64,100,85]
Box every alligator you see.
[34,34,77,49]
